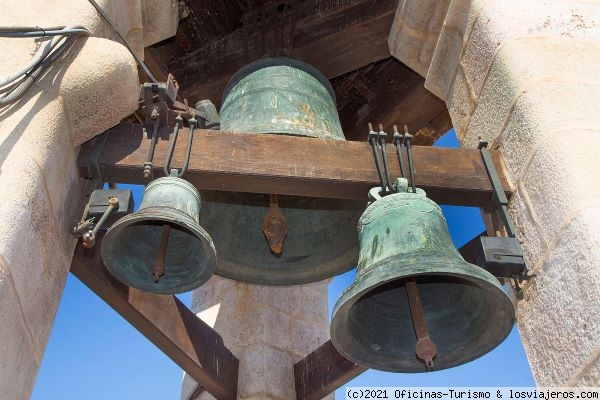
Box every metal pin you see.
[405,278,438,370]
[153,224,170,283]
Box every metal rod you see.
[153,224,171,283]
[393,125,407,178]
[368,123,386,193]
[378,124,394,193]
[405,278,437,370]
[404,125,416,193]
[164,115,182,177]
[144,120,160,180]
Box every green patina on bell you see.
[330,180,515,372]
[101,177,216,294]
[200,57,362,285]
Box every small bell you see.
[330,180,515,372]
[101,177,217,294]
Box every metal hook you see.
[163,115,195,178]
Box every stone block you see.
[520,130,600,245]
[499,82,600,182]
[0,154,71,361]
[423,0,486,99]
[291,319,330,360]
[464,37,600,149]
[300,285,329,326]
[508,188,549,273]
[445,68,473,139]
[0,86,84,250]
[0,258,40,400]
[517,204,600,386]
[238,344,295,400]
[424,24,463,99]
[142,0,179,47]
[462,0,600,98]
[570,349,600,387]
[48,38,139,145]
[227,305,292,352]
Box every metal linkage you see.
[476,139,529,299]
[82,196,119,248]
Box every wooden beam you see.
[70,238,238,400]
[168,0,396,104]
[78,123,511,207]
[295,340,367,400]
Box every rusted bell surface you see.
[101,177,217,294]
[200,57,362,285]
[330,185,515,372]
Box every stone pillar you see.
[0,1,178,398]
[389,0,600,386]
[182,276,332,400]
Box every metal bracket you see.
[72,189,134,247]
[477,140,529,298]
[367,123,418,198]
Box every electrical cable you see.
[0,25,90,108]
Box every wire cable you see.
[0,25,90,108]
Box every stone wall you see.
[0,1,178,398]
[183,276,333,400]
[389,0,600,386]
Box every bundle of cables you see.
[0,25,91,108]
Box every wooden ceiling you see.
[149,0,451,145]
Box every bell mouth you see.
[330,258,515,372]
[201,192,362,285]
[100,209,217,295]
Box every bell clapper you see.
[262,194,288,256]
[152,224,171,283]
[405,278,438,370]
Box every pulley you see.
[199,57,363,285]
[330,181,515,372]
[101,176,217,294]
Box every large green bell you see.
[101,177,217,294]
[199,57,362,285]
[330,183,515,372]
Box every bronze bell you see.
[199,57,363,285]
[101,177,217,294]
[330,182,515,372]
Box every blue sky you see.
[32,130,534,399]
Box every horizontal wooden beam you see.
[78,123,511,207]
[70,238,238,400]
